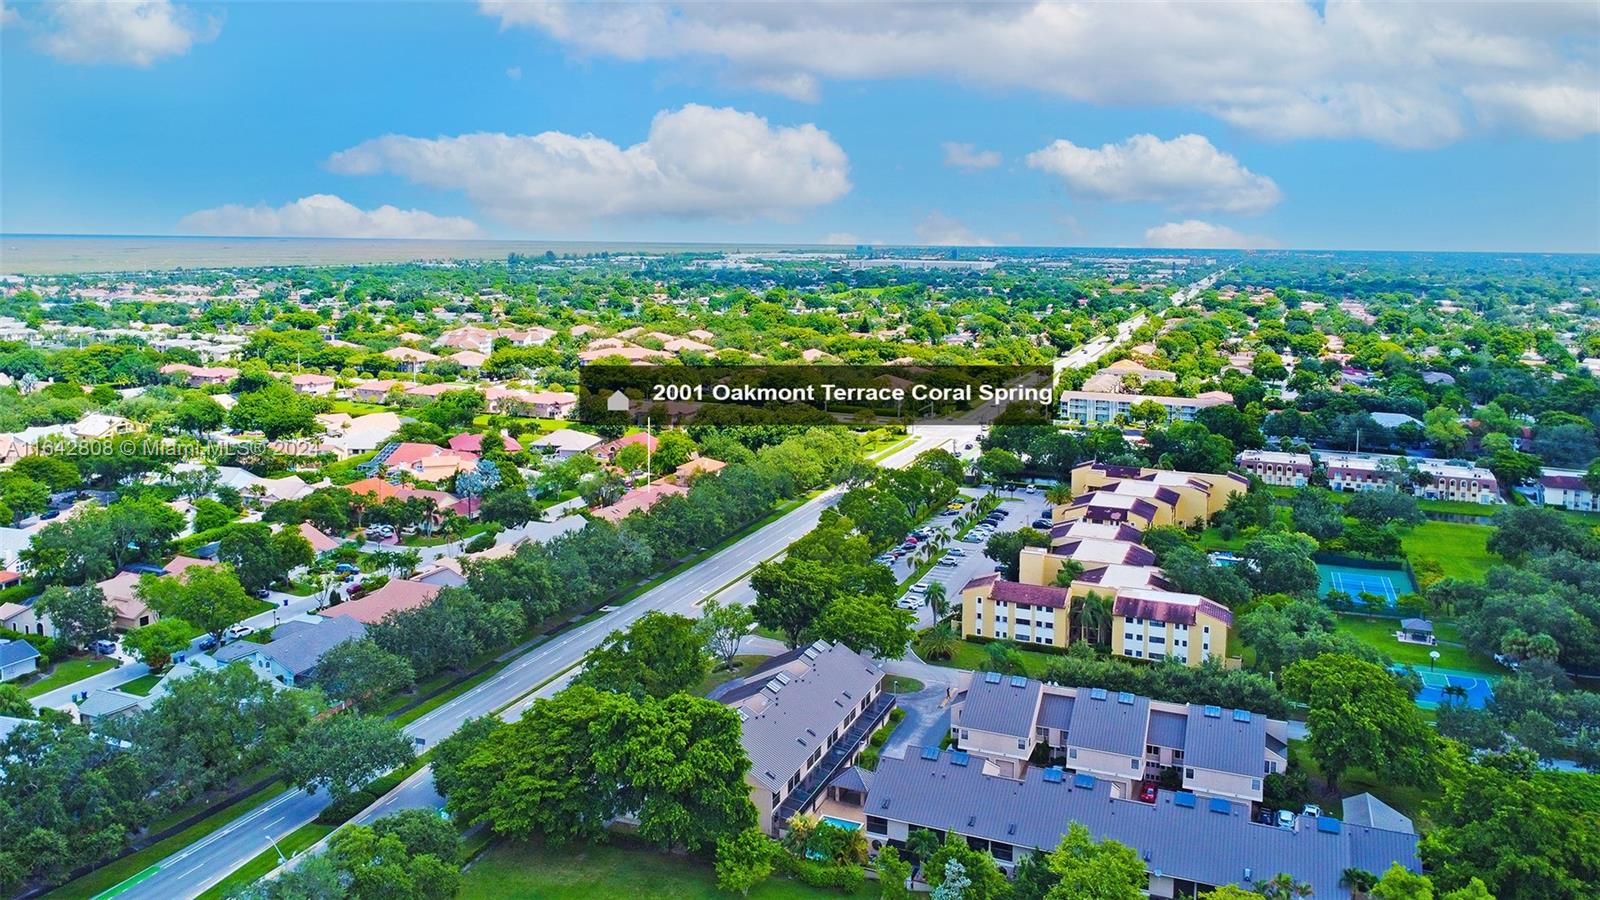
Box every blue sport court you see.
[1404,667,1496,709]
[1317,562,1417,607]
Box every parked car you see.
[936,558,958,568]
[1024,485,1036,494]
[909,581,931,594]
[194,634,217,651]
[1301,804,1323,818]
[1032,518,1052,528]
[253,588,271,599]
[946,548,966,557]
[1139,783,1157,803]
[334,563,360,575]
[91,638,117,656]
[1277,810,1296,829]
[896,596,922,610]
[223,624,256,642]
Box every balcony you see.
[774,692,897,832]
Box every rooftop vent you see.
[880,799,890,810]
[1007,824,1017,835]
[967,816,976,827]
[1203,705,1222,718]
[775,671,792,685]
[803,647,820,660]
[765,679,785,693]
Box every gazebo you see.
[1398,618,1436,646]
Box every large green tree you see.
[1043,822,1149,900]
[811,593,915,659]
[35,584,114,649]
[137,563,259,649]
[1281,654,1435,791]
[574,611,710,700]
[314,638,415,708]
[277,713,414,801]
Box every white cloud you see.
[1466,81,1600,140]
[33,0,218,67]
[1,2,20,28]
[915,212,995,247]
[1026,133,1281,215]
[942,142,1002,170]
[505,65,522,81]
[327,104,851,230]
[179,194,481,239]
[481,1,1600,146]
[1143,219,1277,250]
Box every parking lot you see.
[883,486,1056,628]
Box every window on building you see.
[866,816,888,835]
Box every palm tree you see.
[925,582,950,620]
[917,623,958,661]
[1052,560,1086,588]
[1075,590,1113,645]
[1045,484,1072,506]
[1255,873,1314,899]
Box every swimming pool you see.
[820,816,862,831]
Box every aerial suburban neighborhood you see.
[2,2,1598,899]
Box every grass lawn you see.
[886,675,925,693]
[43,780,291,899]
[323,399,388,416]
[695,654,766,697]
[460,838,878,899]
[935,639,1061,679]
[1400,520,1497,581]
[196,823,333,900]
[118,674,163,696]
[1333,614,1502,675]
[19,655,119,698]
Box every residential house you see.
[403,382,468,401]
[529,428,602,459]
[381,442,476,483]
[298,522,343,554]
[589,482,688,523]
[0,638,40,682]
[213,615,366,686]
[320,579,441,625]
[0,598,52,638]
[577,345,672,364]
[1068,462,1248,526]
[447,432,522,455]
[319,411,402,457]
[160,363,239,387]
[448,350,488,370]
[672,456,726,484]
[720,641,894,835]
[96,571,158,630]
[485,386,578,418]
[342,477,473,519]
[1341,793,1415,835]
[1081,359,1178,394]
[289,373,336,396]
[594,432,659,464]
[350,379,402,403]
[77,689,146,725]
[382,347,439,371]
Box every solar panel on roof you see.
[1089,687,1108,700]
[775,671,792,684]
[950,751,970,767]
[985,671,1003,684]
[1209,798,1232,815]
[1073,773,1096,789]
[802,647,819,660]
[921,746,941,760]
[1010,675,1027,688]
[1317,816,1342,834]
[1117,691,1134,705]
[1203,705,1222,718]
[1232,709,1251,723]
[1173,791,1196,808]
[1042,767,1065,784]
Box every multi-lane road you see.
[109,427,961,899]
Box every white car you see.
[223,624,256,642]
[896,596,922,610]
[936,558,959,568]
[946,548,967,557]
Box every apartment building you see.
[1069,462,1249,524]
[960,575,1068,646]
[1112,587,1234,665]
[1537,473,1598,511]
[1059,389,1233,425]
[1235,450,1502,504]
[948,674,1287,804]
[721,641,894,835]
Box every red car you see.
[1139,783,1158,803]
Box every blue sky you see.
[2,1,1598,251]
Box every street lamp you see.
[1429,650,1440,671]
[265,828,287,866]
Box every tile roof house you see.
[529,428,603,458]
[320,579,441,624]
[96,571,158,630]
[297,522,343,554]
[589,482,688,523]
[447,432,522,455]
[721,641,892,835]
[380,442,476,482]
[289,373,336,395]
[594,432,659,462]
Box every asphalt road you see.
[115,426,958,899]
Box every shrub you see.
[775,854,865,893]
[465,532,496,553]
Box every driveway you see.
[890,488,1056,625]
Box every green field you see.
[1333,614,1502,675]
[19,656,119,698]
[1400,520,1497,581]
[459,838,878,899]
[936,639,1061,678]
[695,654,765,697]
[118,674,163,696]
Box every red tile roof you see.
[989,579,1070,609]
[321,579,441,624]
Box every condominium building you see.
[1059,389,1233,425]
[1112,588,1234,665]
[1069,462,1249,524]
[1235,450,1502,504]
[721,640,893,834]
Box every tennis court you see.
[1405,666,1496,709]
[1317,562,1417,607]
